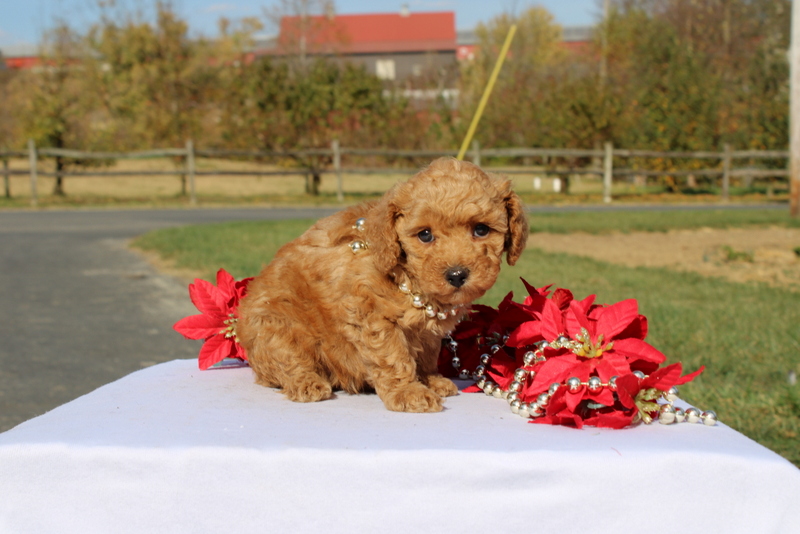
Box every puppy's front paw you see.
[426,375,458,398]
[382,383,443,413]
[283,374,333,403]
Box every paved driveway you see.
[0,207,336,432]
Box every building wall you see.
[341,50,456,82]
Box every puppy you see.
[237,157,528,412]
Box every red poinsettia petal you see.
[541,299,566,342]
[640,362,684,391]
[487,354,519,389]
[596,299,639,340]
[617,315,649,341]
[533,409,584,429]
[594,352,633,380]
[614,374,641,409]
[506,321,544,347]
[521,279,552,298]
[551,288,574,310]
[565,300,594,339]
[529,352,583,393]
[462,384,483,393]
[585,410,636,429]
[213,272,236,312]
[188,278,228,318]
[173,314,224,340]
[674,365,705,386]
[235,277,254,301]
[565,389,586,412]
[198,335,236,370]
[232,340,249,361]
[216,269,236,296]
[587,386,616,407]
[573,294,597,314]
[612,338,667,365]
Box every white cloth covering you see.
[1,359,799,534]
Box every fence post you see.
[603,141,613,203]
[2,152,9,199]
[471,140,481,167]
[721,143,731,202]
[186,140,196,206]
[332,140,343,202]
[27,139,38,207]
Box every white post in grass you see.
[332,139,343,202]
[603,142,613,203]
[27,139,38,207]
[186,140,196,206]
[790,0,800,216]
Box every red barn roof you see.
[278,11,456,55]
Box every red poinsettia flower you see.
[442,279,707,429]
[173,269,253,370]
[615,363,706,412]
[510,297,665,402]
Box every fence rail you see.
[0,140,790,206]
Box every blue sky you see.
[0,0,601,48]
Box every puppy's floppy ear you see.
[364,183,406,273]
[504,190,529,266]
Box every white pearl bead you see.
[674,407,686,423]
[701,410,718,426]
[567,377,582,392]
[523,351,535,365]
[658,404,676,425]
[587,376,602,392]
[685,407,701,424]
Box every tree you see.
[9,24,95,195]
[457,8,568,148]
[84,2,219,150]
[220,56,417,194]
[0,61,16,151]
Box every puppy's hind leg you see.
[246,323,333,403]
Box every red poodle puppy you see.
[237,157,528,412]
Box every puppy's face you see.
[395,195,508,305]
[368,158,528,306]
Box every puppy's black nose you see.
[445,266,470,288]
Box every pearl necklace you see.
[445,334,718,426]
[349,217,464,322]
[397,281,464,321]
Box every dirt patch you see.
[530,227,800,291]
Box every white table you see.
[1,359,798,534]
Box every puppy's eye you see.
[417,229,434,243]
[473,224,491,238]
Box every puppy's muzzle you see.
[445,266,470,288]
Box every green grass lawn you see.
[133,208,800,466]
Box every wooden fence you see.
[0,139,789,206]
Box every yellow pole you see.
[457,24,517,161]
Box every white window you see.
[375,59,395,80]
